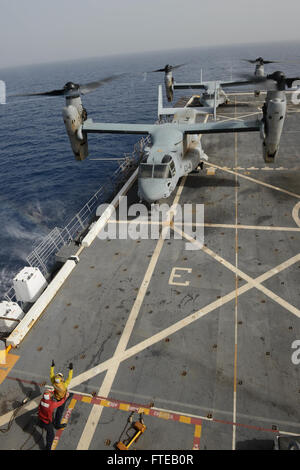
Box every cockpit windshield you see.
[153,165,172,179]
[139,161,174,179]
[139,164,153,178]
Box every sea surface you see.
[1,40,300,296]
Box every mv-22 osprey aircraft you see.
[150,63,232,111]
[154,59,300,107]
[243,57,289,96]
[18,70,299,203]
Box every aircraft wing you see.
[178,119,261,135]
[221,80,254,88]
[83,119,155,135]
[174,80,255,91]
[173,82,207,90]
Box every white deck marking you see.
[76,178,187,450]
[2,109,300,445]
[190,223,300,232]
[292,201,300,227]
[168,267,192,286]
[195,166,300,171]
[2,379,300,435]
[150,405,300,434]
[109,219,300,232]
[216,111,261,124]
[110,388,300,430]
[232,125,238,450]
[204,162,300,200]
[175,227,300,319]
[76,114,212,450]
[69,248,300,390]
[217,114,244,122]
[1,250,299,430]
[0,397,40,427]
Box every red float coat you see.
[38,392,67,424]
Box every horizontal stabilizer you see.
[174,79,257,90]
[158,85,213,118]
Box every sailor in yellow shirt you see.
[50,360,73,429]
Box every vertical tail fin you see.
[158,85,213,118]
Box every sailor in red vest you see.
[38,386,69,450]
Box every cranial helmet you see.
[54,373,64,383]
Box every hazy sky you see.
[1,0,300,69]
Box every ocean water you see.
[0,40,300,296]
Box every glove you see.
[69,363,73,370]
[51,360,55,367]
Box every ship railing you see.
[2,135,151,308]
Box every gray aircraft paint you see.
[62,80,288,202]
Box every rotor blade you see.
[242,59,279,65]
[171,63,186,70]
[237,72,300,91]
[79,75,121,95]
[221,75,279,91]
[11,88,65,97]
[242,59,258,64]
[150,63,186,73]
[249,71,300,88]
[152,67,167,73]
[243,58,300,65]
[11,74,122,99]
[265,60,300,64]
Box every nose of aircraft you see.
[138,178,170,203]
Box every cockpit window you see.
[162,154,172,164]
[140,163,173,179]
[139,164,153,178]
[153,164,172,179]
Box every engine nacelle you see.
[165,71,174,102]
[184,143,208,172]
[261,92,286,163]
[254,64,264,97]
[62,96,88,161]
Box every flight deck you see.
[0,91,299,451]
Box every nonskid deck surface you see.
[0,92,300,450]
